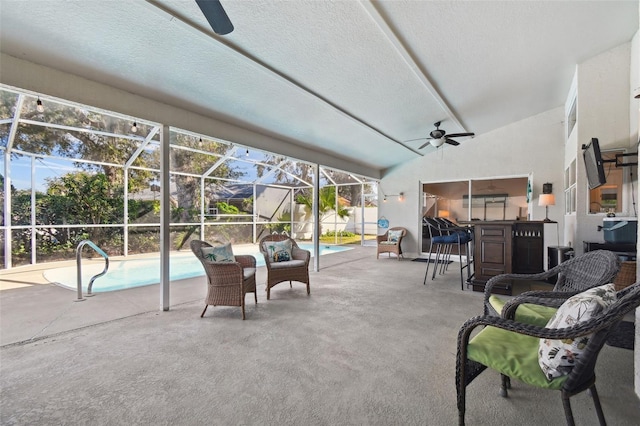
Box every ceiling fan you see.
[477,180,505,192]
[407,121,475,149]
[196,0,234,35]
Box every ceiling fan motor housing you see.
[430,129,446,139]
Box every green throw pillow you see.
[264,239,293,262]
[201,242,235,263]
[538,283,616,380]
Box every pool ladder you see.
[75,240,109,301]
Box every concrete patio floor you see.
[0,244,373,346]
[1,245,639,425]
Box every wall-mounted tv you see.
[582,138,606,190]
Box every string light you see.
[246,149,249,157]
[131,122,138,133]
[36,97,44,113]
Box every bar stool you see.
[422,217,474,290]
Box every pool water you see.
[44,243,352,292]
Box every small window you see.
[567,98,577,139]
[564,160,576,214]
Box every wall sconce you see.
[383,192,404,202]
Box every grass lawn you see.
[319,235,376,245]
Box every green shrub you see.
[324,230,355,237]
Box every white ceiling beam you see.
[360,0,468,132]
[144,0,422,157]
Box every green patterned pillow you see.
[538,283,616,380]
[201,242,235,263]
[264,239,293,262]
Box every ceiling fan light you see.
[431,138,446,148]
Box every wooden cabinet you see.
[470,221,545,294]
[513,222,544,274]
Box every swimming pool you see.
[44,243,352,293]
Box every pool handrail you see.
[75,240,109,301]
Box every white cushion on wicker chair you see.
[269,259,306,269]
[243,268,256,279]
[538,283,616,380]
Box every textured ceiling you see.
[0,0,637,172]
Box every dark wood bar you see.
[469,220,547,294]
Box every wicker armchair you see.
[457,281,640,426]
[484,250,620,326]
[190,240,257,320]
[376,227,407,260]
[259,234,310,300]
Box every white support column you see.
[252,184,257,244]
[30,156,36,265]
[3,156,10,269]
[313,163,320,272]
[201,177,206,240]
[361,183,365,246]
[160,125,170,311]
[290,188,294,238]
[123,172,129,257]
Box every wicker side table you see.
[614,261,636,291]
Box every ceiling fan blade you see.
[445,138,460,146]
[446,132,474,138]
[196,0,234,35]
[404,137,428,143]
[418,140,432,150]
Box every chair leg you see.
[200,305,208,318]
[267,286,271,300]
[254,289,257,304]
[561,391,576,426]
[290,281,292,288]
[432,245,442,280]
[500,374,509,397]
[241,303,246,320]
[588,385,606,425]
[424,243,434,284]
[307,282,311,295]
[423,261,430,285]
[456,367,466,426]
[440,244,451,275]
[459,246,465,291]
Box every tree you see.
[295,186,349,236]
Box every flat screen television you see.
[582,138,606,190]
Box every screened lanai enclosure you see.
[0,85,379,270]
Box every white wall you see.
[574,43,633,250]
[631,26,640,400]
[381,36,640,398]
[379,108,564,257]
